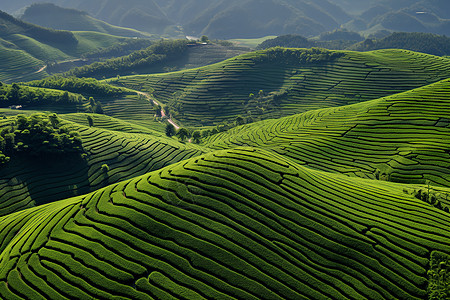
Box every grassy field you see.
[0,147,448,299]
[206,78,450,188]
[110,48,450,127]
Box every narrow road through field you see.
[35,65,47,73]
[136,91,180,130]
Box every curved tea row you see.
[0,148,448,299]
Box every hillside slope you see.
[20,3,152,38]
[0,10,139,83]
[0,115,205,217]
[111,48,450,126]
[0,147,448,299]
[207,78,450,187]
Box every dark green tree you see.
[235,116,245,126]
[87,115,94,127]
[176,128,189,142]
[165,123,176,137]
[192,131,201,144]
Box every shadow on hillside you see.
[0,154,90,214]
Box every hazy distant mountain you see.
[343,0,450,36]
[3,0,450,38]
[3,0,351,39]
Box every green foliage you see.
[27,76,126,97]
[88,97,104,114]
[192,130,201,144]
[165,123,176,137]
[256,34,355,50]
[428,252,450,299]
[350,32,450,56]
[87,115,94,127]
[64,39,191,79]
[0,83,81,106]
[176,127,189,142]
[0,114,83,163]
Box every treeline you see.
[81,39,154,59]
[64,39,190,79]
[0,114,84,166]
[27,76,127,97]
[349,32,450,56]
[254,47,344,65]
[257,33,358,50]
[0,82,81,107]
[258,32,450,56]
[0,10,78,46]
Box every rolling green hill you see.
[207,78,450,188]
[0,10,147,83]
[0,113,206,218]
[20,3,153,38]
[0,147,448,299]
[110,48,450,127]
[64,40,250,79]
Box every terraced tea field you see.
[207,78,450,188]
[0,148,448,299]
[0,46,48,83]
[0,117,206,217]
[111,48,450,126]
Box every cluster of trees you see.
[257,34,357,50]
[350,32,450,56]
[0,82,81,107]
[165,114,256,144]
[410,186,449,213]
[0,114,84,166]
[27,76,126,97]
[257,32,450,57]
[165,124,202,144]
[81,39,154,59]
[64,39,191,79]
[255,47,344,65]
[88,97,104,114]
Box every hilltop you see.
[20,3,154,38]
[0,147,448,299]
[110,48,450,126]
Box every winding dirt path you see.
[136,91,180,130]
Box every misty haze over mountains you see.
[1,0,450,39]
